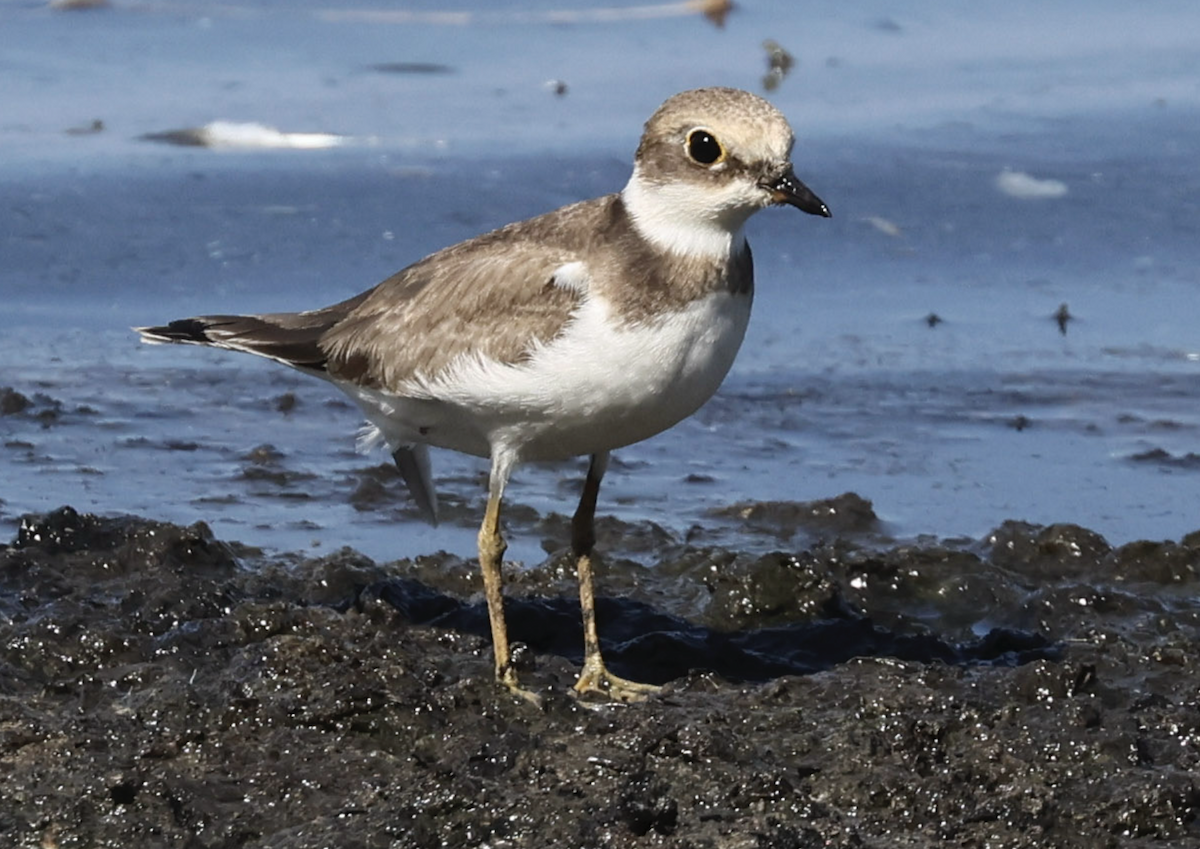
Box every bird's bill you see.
[765,169,831,218]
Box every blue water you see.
[3,1,1199,562]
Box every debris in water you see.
[49,0,108,9]
[65,119,105,136]
[864,215,902,237]
[140,121,346,150]
[1054,302,1073,335]
[368,62,455,75]
[761,39,794,91]
[996,169,1068,199]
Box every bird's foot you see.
[497,666,543,709]
[572,657,662,703]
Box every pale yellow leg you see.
[570,453,662,703]
[477,486,541,706]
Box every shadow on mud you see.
[370,577,1058,685]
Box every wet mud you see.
[3,505,1200,847]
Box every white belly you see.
[346,290,752,462]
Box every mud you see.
[3,505,1200,848]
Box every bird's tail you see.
[135,313,332,372]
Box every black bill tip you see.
[766,169,831,218]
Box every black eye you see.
[686,130,723,165]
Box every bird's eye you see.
[686,129,724,165]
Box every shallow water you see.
[3,1,1200,562]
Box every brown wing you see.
[319,200,609,390]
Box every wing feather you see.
[319,201,609,389]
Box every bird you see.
[135,87,830,704]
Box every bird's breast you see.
[497,288,753,459]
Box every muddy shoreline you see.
[2,504,1199,847]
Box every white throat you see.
[621,165,750,261]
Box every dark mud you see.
[3,505,1200,848]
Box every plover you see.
[136,87,830,704]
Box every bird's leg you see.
[478,460,541,706]
[571,452,662,702]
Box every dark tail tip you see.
[134,318,214,344]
